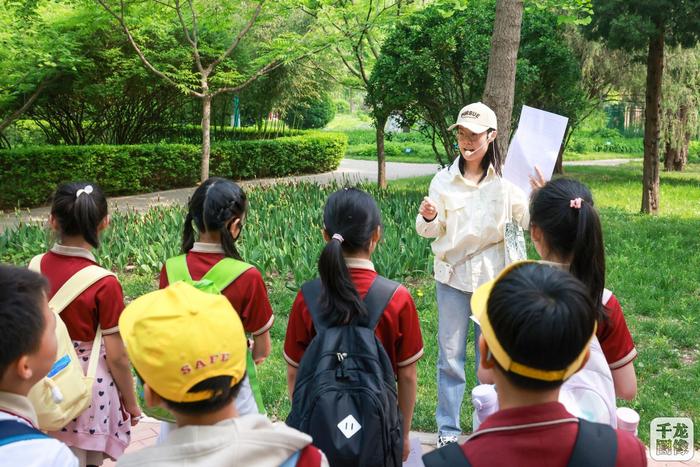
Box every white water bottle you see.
[472,384,498,431]
[616,407,640,436]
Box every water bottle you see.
[471,384,498,431]
[616,407,640,436]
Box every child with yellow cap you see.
[116,282,328,467]
[422,262,646,467]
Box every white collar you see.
[191,242,225,254]
[344,257,375,271]
[0,392,39,427]
[51,244,96,262]
[448,158,497,184]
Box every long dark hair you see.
[458,128,503,181]
[318,188,382,325]
[488,263,596,390]
[529,178,606,320]
[51,182,108,248]
[182,177,247,260]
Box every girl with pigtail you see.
[156,178,274,436]
[284,188,424,462]
[31,182,140,466]
[529,178,638,400]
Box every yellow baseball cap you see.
[119,281,247,403]
[470,260,596,382]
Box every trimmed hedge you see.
[149,125,305,144]
[0,132,347,209]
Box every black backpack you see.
[422,418,618,467]
[286,276,403,467]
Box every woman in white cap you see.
[415,102,533,447]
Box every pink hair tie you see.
[332,233,344,243]
[570,197,583,209]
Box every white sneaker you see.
[437,434,459,448]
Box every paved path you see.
[103,419,697,467]
[0,157,638,234]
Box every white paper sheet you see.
[503,105,568,197]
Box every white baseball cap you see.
[448,102,498,133]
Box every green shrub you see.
[148,125,303,144]
[568,128,644,154]
[285,94,336,129]
[0,120,47,148]
[0,133,346,209]
[333,99,351,114]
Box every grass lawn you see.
[2,162,698,444]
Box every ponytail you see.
[570,200,605,318]
[51,183,108,249]
[318,236,366,325]
[317,188,382,326]
[529,178,607,321]
[183,177,247,259]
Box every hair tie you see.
[332,233,344,243]
[569,197,583,209]
[76,185,93,198]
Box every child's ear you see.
[144,384,164,409]
[14,356,33,381]
[321,228,331,242]
[479,336,495,370]
[48,214,59,232]
[372,225,382,243]
[98,215,110,233]
[228,218,242,238]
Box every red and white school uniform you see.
[158,242,274,337]
[599,289,638,370]
[460,402,647,466]
[283,258,424,375]
[37,244,131,462]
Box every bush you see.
[333,99,350,114]
[568,128,644,154]
[0,132,347,209]
[285,94,336,129]
[147,125,303,144]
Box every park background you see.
[1,0,699,449]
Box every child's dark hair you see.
[319,188,382,325]
[458,128,502,180]
[51,182,108,248]
[162,375,243,416]
[487,263,596,390]
[0,265,49,375]
[183,177,247,260]
[529,178,606,321]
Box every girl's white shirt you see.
[416,159,529,292]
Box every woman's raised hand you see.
[529,165,547,192]
[419,196,438,222]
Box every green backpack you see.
[135,255,266,422]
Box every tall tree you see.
[301,0,427,188]
[95,0,314,180]
[587,0,700,214]
[661,45,700,172]
[481,0,523,156]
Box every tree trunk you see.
[641,29,664,214]
[0,79,48,134]
[482,0,524,158]
[201,94,212,181]
[376,116,388,189]
[553,124,571,174]
[664,104,689,172]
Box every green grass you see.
[3,162,700,444]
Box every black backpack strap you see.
[361,276,400,330]
[422,443,471,467]
[0,420,48,447]
[301,278,328,332]
[568,419,618,467]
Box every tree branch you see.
[0,78,48,133]
[93,0,203,98]
[206,0,266,75]
[174,0,203,73]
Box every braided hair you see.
[182,178,247,260]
